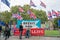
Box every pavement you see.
[0,36,60,40]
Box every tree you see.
[53,18,60,29]
[0,5,48,23]
[23,5,30,13]
[1,11,12,23]
[30,9,48,23]
[11,6,20,13]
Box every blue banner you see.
[0,21,5,26]
[17,20,41,28]
[58,20,60,27]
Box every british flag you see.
[27,10,36,19]
[12,14,18,18]
[30,0,36,7]
[27,10,31,14]
[58,11,60,16]
[19,7,24,12]
[52,10,57,16]
[40,1,46,8]
[30,12,37,19]
[48,11,52,19]
[12,13,23,20]
[17,14,23,20]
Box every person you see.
[19,24,23,39]
[4,23,10,40]
[0,25,2,38]
[25,25,31,38]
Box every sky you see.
[0,0,60,13]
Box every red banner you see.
[30,28,44,36]
[14,28,44,36]
[14,29,26,36]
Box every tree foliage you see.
[1,11,12,23]
[53,18,60,29]
[0,5,48,23]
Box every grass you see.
[45,30,60,37]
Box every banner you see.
[14,28,26,36]
[58,20,60,27]
[30,28,44,36]
[17,20,41,28]
[14,28,44,36]
[14,20,43,36]
[0,21,5,26]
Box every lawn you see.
[45,30,60,36]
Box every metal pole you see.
[0,0,1,12]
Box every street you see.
[0,36,60,40]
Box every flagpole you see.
[0,0,1,12]
[0,0,1,20]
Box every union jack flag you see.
[58,11,60,16]
[17,13,23,20]
[48,11,52,19]
[52,10,57,16]
[19,7,24,12]
[12,14,23,20]
[30,0,36,7]
[40,1,46,8]
[27,10,31,14]
[30,12,37,19]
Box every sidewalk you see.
[0,36,60,40]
